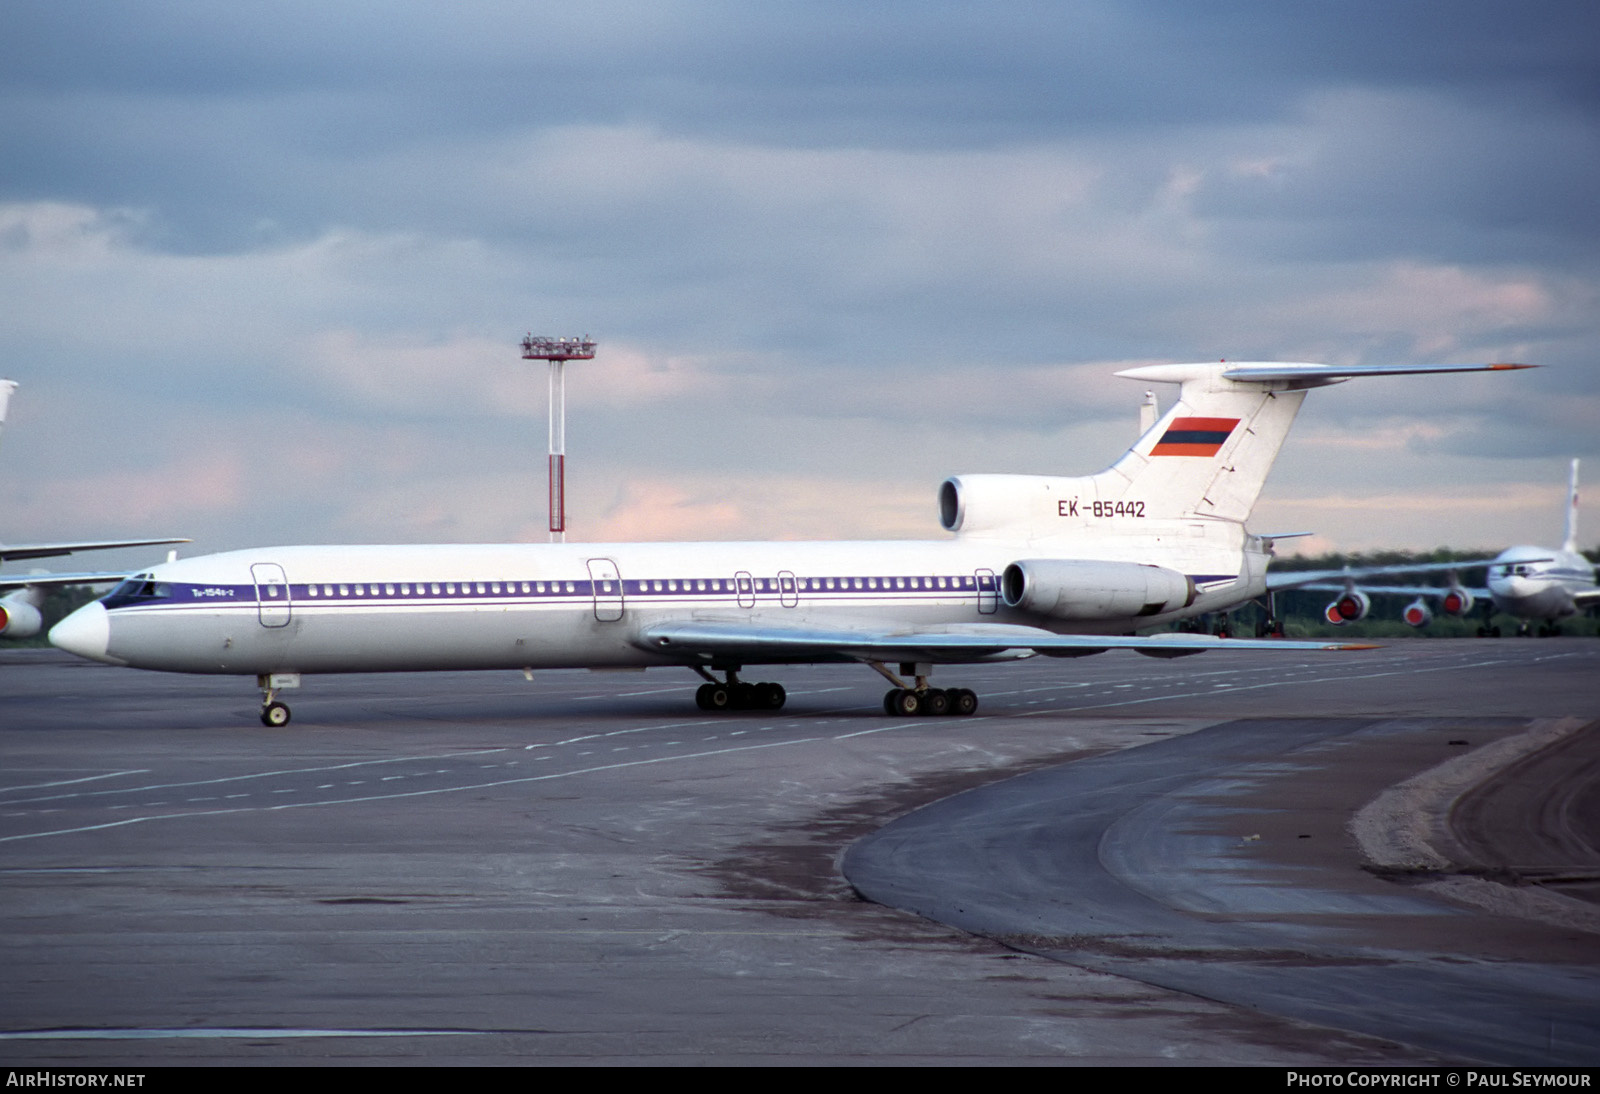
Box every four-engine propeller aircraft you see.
[49,361,1532,726]
[1300,459,1597,635]
[0,380,189,638]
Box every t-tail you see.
[940,362,1535,542]
[0,379,15,448]
[1562,458,1580,555]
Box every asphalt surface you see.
[1,639,1596,1065]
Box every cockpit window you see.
[101,574,172,609]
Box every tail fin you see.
[941,361,1531,540]
[1106,362,1535,524]
[0,380,15,449]
[1563,458,1580,554]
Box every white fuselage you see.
[58,535,1266,676]
[1487,544,1597,623]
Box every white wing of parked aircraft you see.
[0,380,190,637]
[1303,459,1596,635]
[49,360,1533,726]
[1263,559,1497,632]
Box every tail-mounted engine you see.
[939,474,1087,535]
[1001,559,1196,622]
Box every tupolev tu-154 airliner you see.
[49,360,1532,726]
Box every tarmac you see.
[1,638,1596,1064]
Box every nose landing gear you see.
[257,672,300,727]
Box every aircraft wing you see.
[635,619,1374,664]
[0,538,189,563]
[1296,582,1492,598]
[1265,559,1497,592]
[0,569,131,590]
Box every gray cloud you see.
[1,2,1595,555]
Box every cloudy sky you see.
[2,1,1596,569]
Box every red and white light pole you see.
[520,334,596,543]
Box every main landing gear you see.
[872,661,978,718]
[693,668,786,712]
[1476,601,1502,637]
[882,686,978,717]
[1255,591,1285,637]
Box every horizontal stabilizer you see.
[1118,361,1536,390]
[1221,361,1535,386]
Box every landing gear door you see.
[251,563,292,628]
[975,568,998,614]
[586,558,624,622]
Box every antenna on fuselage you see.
[520,334,597,543]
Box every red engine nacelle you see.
[1323,589,1371,625]
[0,598,44,639]
[1439,586,1475,617]
[1402,597,1433,628]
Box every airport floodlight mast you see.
[520,334,597,543]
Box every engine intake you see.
[1323,590,1371,625]
[1402,597,1433,628]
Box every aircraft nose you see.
[49,602,117,664]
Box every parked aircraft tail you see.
[1562,458,1580,555]
[0,379,15,445]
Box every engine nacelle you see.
[1402,598,1433,628]
[0,595,44,639]
[939,474,1083,534]
[1323,589,1371,625]
[1001,559,1196,621]
[1440,585,1475,617]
